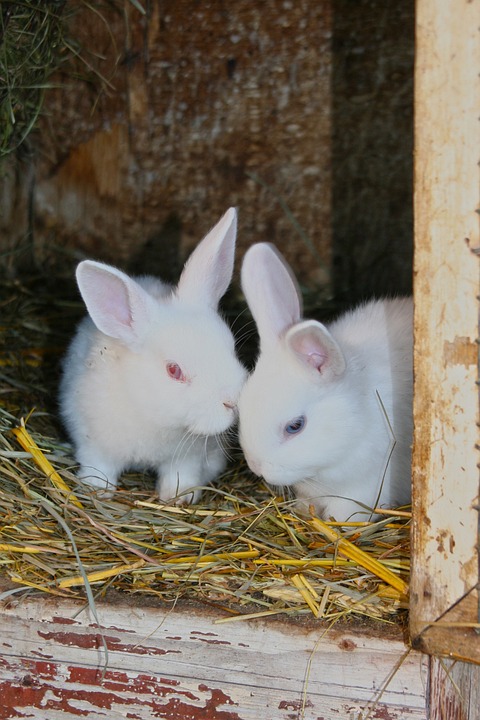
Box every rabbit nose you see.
[223,400,237,412]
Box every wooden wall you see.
[0,1,332,291]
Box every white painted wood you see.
[428,656,480,720]
[411,0,480,664]
[0,596,427,719]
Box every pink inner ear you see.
[101,281,133,328]
[292,333,329,371]
[305,351,328,372]
[287,321,346,378]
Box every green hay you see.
[0,0,145,158]
[0,2,65,157]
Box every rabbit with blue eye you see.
[59,208,247,503]
[238,242,413,521]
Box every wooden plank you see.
[0,596,427,719]
[428,656,480,720]
[411,0,480,664]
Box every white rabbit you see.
[59,208,247,503]
[238,242,413,521]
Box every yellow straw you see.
[164,550,259,564]
[59,559,146,588]
[291,574,320,617]
[11,423,83,508]
[310,516,409,595]
[0,543,62,554]
[134,500,235,517]
[253,558,351,568]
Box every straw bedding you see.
[0,274,410,624]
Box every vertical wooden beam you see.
[428,657,480,720]
[411,0,480,663]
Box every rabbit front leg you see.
[75,445,121,495]
[156,454,205,505]
[156,437,227,505]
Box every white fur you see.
[238,242,413,521]
[59,208,247,502]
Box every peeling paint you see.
[0,596,428,719]
[37,630,181,656]
[443,336,477,368]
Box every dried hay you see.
[0,0,145,157]
[0,275,410,624]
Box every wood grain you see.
[411,0,480,665]
[0,596,427,719]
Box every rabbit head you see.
[74,208,246,437]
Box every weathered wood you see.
[411,0,480,665]
[428,656,480,720]
[1,1,332,289]
[0,596,427,719]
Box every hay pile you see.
[0,0,146,158]
[0,275,410,623]
[0,2,66,157]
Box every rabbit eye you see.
[284,416,306,435]
[166,362,185,382]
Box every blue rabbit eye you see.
[285,416,306,435]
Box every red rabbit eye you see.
[166,362,185,382]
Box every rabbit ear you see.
[285,320,346,379]
[176,207,237,308]
[241,242,302,345]
[76,261,155,347]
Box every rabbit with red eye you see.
[238,242,413,521]
[59,208,247,503]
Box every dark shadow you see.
[332,0,415,303]
[129,212,183,284]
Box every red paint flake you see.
[278,698,314,711]
[0,673,245,720]
[106,674,193,700]
[1,677,162,718]
[88,623,136,635]
[344,706,396,720]
[370,707,398,720]
[30,651,54,660]
[190,632,233,647]
[52,616,77,625]
[68,666,120,686]
[148,687,241,720]
[132,676,196,701]
[0,656,244,720]
[38,629,114,650]
[118,644,181,657]
[25,660,58,681]
[67,667,196,701]
[38,629,180,657]
[147,676,181,688]
[194,638,231,646]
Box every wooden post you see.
[411,0,480,666]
